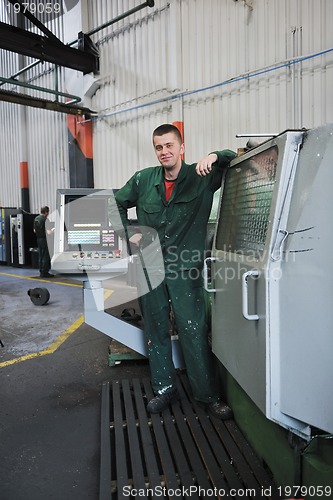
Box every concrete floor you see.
[0,266,150,500]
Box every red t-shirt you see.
[164,178,177,202]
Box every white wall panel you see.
[0,101,21,208]
[90,0,333,189]
[91,0,176,188]
[0,0,69,212]
[26,105,69,215]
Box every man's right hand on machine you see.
[129,233,143,247]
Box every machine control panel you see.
[51,189,128,276]
[71,250,121,260]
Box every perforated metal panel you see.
[216,147,278,258]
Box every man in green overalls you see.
[114,124,236,418]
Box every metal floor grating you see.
[99,372,280,499]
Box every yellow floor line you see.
[0,315,85,369]
[0,271,82,287]
[0,290,113,369]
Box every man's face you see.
[153,132,184,170]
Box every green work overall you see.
[34,214,51,275]
[113,150,236,402]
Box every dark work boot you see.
[208,400,233,420]
[147,387,179,414]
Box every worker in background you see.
[33,206,54,278]
[112,124,236,418]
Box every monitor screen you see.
[67,230,101,245]
[63,194,118,251]
[65,196,108,227]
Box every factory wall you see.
[0,0,332,209]
[90,0,333,189]
[0,1,69,213]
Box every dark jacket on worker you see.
[33,214,48,239]
[112,150,236,273]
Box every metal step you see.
[99,372,279,500]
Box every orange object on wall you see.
[67,115,93,159]
[20,161,29,189]
[67,113,94,188]
[172,121,185,160]
[20,161,30,211]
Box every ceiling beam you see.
[6,0,64,44]
[0,22,99,74]
[0,89,95,116]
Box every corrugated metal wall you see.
[0,0,332,208]
[0,1,69,213]
[91,0,333,189]
[22,5,69,214]
[0,99,22,208]
[89,0,175,189]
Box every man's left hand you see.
[195,153,218,176]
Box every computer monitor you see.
[63,194,117,251]
[51,189,126,275]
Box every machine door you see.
[207,132,304,420]
[208,144,278,413]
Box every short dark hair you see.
[41,206,49,214]
[153,124,183,143]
